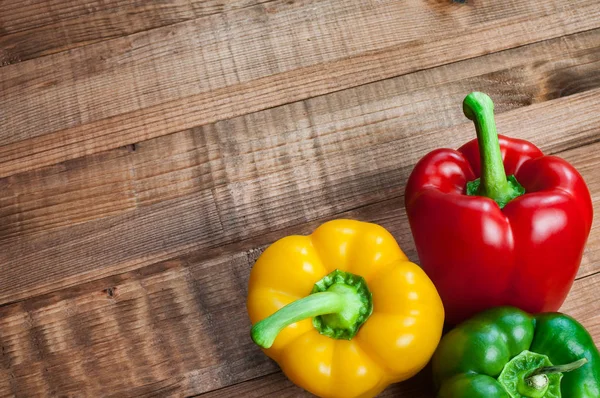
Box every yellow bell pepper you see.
[247,219,444,398]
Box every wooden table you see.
[1,0,600,396]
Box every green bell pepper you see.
[432,307,600,398]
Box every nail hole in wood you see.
[104,287,116,298]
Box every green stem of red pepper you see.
[463,92,525,208]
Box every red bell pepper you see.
[405,92,593,325]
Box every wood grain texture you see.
[0,0,274,66]
[1,0,600,177]
[0,0,271,36]
[3,1,600,396]
[0,257,276,397]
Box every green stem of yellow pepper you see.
[251,291,344,349]
[251,270,373,349]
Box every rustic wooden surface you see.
[1,0,600,396]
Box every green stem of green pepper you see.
[524,358,588,392]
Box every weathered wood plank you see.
[1,84,599,306]
[0,256,276,397]
[0,0,271,37]
[1,0,599,177]
[0,133,221,239]
[0,217,598,398]
[0,0,274,66]
[0,145,139,239]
